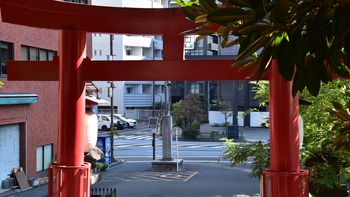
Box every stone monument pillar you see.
[162,115,172,160]
[151,115,183,171]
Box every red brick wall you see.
[0,7,92,178]
[0,14,60,177]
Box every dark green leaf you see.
[199,0,218,11]
[227,0,251,7]
[344,32,350,67]
[304,57,321,96]
[237,23,274,36]
[330,56,350,78]
[269,0,290,23]
[236,35,270,61]
[224,38,239,48]
[180,7,197,22]
[292,63,308,96]
[316,62,331,83]
[276,37,295,81]
[332,101,346,112]
[232,57,257,68]
[207,8,254,25]
[256,37,274,79]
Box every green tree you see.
[224,79,350,194]
[172,93,208,139]
[176,0,350,97]
[300,80,350,195]
[250,81,269,107]
[217,100,233,126]
[216,100,233,134]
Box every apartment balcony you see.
[123,35,163,50]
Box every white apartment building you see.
[92,0,169,119]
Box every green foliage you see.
[177,0,350,97]
[222,79,350,193]
[182,122,201,139]
[217,100,233,126]
[326,95,350,152]
[210,131,220,140]
[172,93,208,128]
[109,126,119,136]
[300,79,350,156]
[298,80,350,194]
[221,138,270,179]
[250,81,269,107]
[172,101,184,128]
[0,81,3,88]
[91,161,104,169]
[305,149,350,195]
[172,94,207,139]
[175,0,198,7]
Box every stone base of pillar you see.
[151,159,183,172]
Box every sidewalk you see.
[239,127,270,143]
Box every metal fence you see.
[125,109,162,122]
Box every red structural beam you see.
[0,0,198,35]
[7,59,269,81]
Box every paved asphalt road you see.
[91,162,261,197]
[17,162,261,197]
[14,127,268,197]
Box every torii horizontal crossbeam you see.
[7,59,268,81]
[0,0,197,35]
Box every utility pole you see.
[108,34,116,162]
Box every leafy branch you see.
[177,0,350,96]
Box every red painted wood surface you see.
[0,0,197,35]
[7,59,268,81]
[269,61,301,196]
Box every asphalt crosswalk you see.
[117,134,154,140]
[116,141,225,149]
[116,133,225,149]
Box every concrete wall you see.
[208,111,269,127]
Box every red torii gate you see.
[0,0,307,196]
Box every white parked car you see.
[98,114,124,131]
[114,114,138,128]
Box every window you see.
[127,87,133,94]
[21,46,57,61]
[29,47,39,60]
[101,116,109,121]
[190,83,203,94]
[0,41,14,77]
[36,144,53,172]
[185,49,204,56]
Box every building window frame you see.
[0,41,14,77]
[36,143,53,173]
[21,45,57,61]
[190,83,203,94]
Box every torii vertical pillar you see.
[48,30,90,197]
[263,61,308,196]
